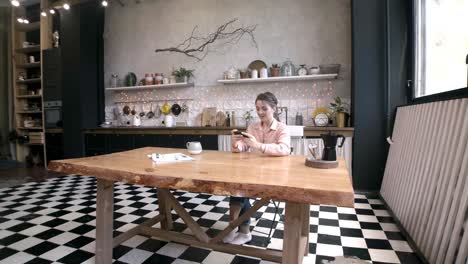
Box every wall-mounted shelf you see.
[17,62,41,68]
[15,45,40,53]
[106,82,194,91]
[17,78,41,84]
[217,74,338,84]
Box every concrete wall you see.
[104,0,351,126]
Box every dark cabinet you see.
[134,134,157,148]
[46,133,64,164]
[108,134,134,152]
[42,48,62,102]
[85,134,107,156]
[155,135,186,149]
[84,133,219,157]
[61,2,104,158]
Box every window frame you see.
[410,0,468,104]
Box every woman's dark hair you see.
[255,92,280,121]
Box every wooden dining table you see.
[48,147,354,264]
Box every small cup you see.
[186,141,202,154]
[29,56,35,63]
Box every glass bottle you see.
[225,112,230,127]
[110,74,118,88]
[231,111,236,127]
[295,112,303,125]
[281,59,296,77]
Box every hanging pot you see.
[171,103,182,116]
[146,104,155,119]
[161,101,172,115]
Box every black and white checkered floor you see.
[0,175,422,264]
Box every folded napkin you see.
[147,153,195,163]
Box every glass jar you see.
[110,74,118,88]
[281,59,295,77]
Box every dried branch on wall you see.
[155,18,258,61]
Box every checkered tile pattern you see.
[0,175,422,264]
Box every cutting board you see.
[216,111,227,127]
[202,107,217,127]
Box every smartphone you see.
[234,131,249,137]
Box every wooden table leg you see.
[302,204,310,256]
[283,202,307,264]
[157,188,173,230]
[95,179,114,264]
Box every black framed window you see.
[413,0,468,99]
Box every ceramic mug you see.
[186,141,202,154]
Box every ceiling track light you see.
[102,0,108,7]
[17,17,24,23]
[41,10,47,17]
[23,19,29,24]
[49,9,55,14]
[11,0,20,7]
[63,3,70,10]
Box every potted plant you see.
[329,96,350,128]
[243,110,254,127]
[172,67,194,83]
[270,63,280,77]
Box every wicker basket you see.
[319,64,341,74]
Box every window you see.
[414,0,468,98]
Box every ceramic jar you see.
[145,74,153,85]
[260,67,268,78]
[251,69,258,79]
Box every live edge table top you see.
[48,147,354,207]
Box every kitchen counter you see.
[83,126,354,137]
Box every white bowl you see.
[188,149,202,155]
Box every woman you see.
[224,92,291,245]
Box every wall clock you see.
[314,113,329,127]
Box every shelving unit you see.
[217,74,338,84]
[16,78,42,84]
[105,82,194,91]
[11,1,52,167]
[16,62,41,68]
[15,45,41,53]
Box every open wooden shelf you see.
[16,111,42,114]
[16,95,42,99]
[16,21,40,32]
[217,74,338,84]
[17,78,41,84]
[17,62,41,68]
[106,82,194,91]
[15,45,40,53]
[17,127,44,130]
[24,142,44,146]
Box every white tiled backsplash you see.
[105,80,350,127]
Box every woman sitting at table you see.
[224,91,291,245]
